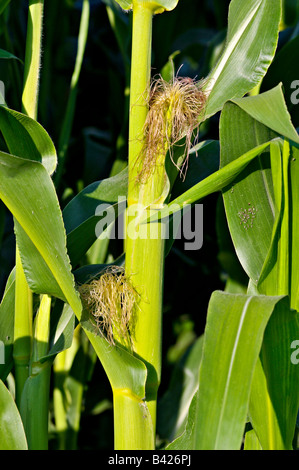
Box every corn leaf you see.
[220,84,299,450]
[248,302,299,449]
[168,292,286,450]
[205,0,281,118]
[0,106,57,175]
[232,84,299,144]
[244,428,263,450]
[220,103,277,283]
[0,379,27,450]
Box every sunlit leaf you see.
[205,0,281,118]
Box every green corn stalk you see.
[110,0,179,449]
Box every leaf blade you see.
[0,379,27,450]
[205,0,281,118]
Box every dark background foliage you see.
[0,0,298,449]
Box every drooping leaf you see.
[0,106,57,175]
[232,84,299,144]
[15,221,67,302]
[15,168,128,297]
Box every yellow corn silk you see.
[79,266,138,350]
[138,75,207,184]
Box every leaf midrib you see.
[214,296,253,448]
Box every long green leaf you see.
[192,292,286,450]
[219,82,299,450]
